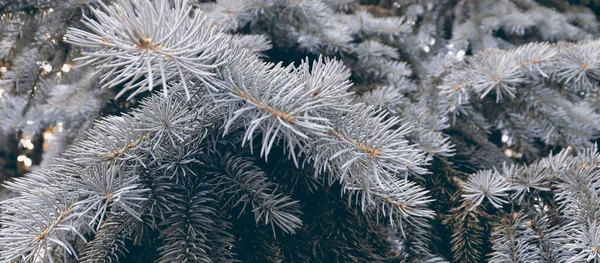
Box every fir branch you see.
[489,212,545,263]
[156,182,217,263]
[444,199,485,263]
[200,150,302,234]
[79,215,129,263]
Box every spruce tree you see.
[0,0,600,262]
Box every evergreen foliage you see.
[1,0,600,262]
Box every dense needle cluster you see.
[0,0,600,262]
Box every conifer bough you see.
[1,0,600,262]
[0,0,433,262]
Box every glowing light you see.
[425,35,435,46]
[456,50,466,61]
[43,131,54,140]
[26,120,34,125]
[17,154,32,168]
[61,64,71,73]
[43,129,55,150]
[20,136,34,150]
[56,122,64,132]
[504,148,523,158]
[42,63,52,73]
[38,61,52,73]
[0,67,6,72]
[501,134,509,143]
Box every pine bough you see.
[0,0,434,262]
[1,0,600,262]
